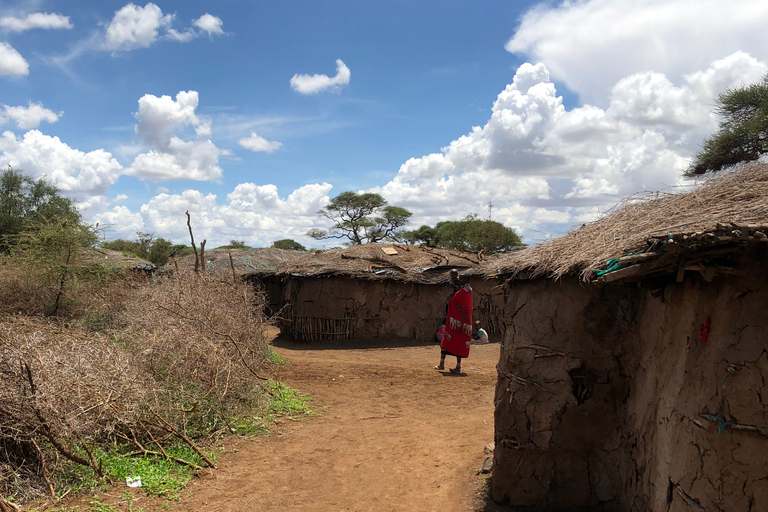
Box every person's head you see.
[449,268,459,278]
[459,273,471,284]
[474,320,481,327]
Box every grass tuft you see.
[267,380,313,417]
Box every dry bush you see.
[119,266,273,437]
[0,256,56,316]
[0,255,133,320]
[0,266,272,500]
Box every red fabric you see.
[698,317,711,343]
[441,287,473,358]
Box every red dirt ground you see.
[171,338,503,512]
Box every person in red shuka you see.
[435,273,473,374]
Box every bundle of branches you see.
[0,266,272,501]
[0,317,149,498]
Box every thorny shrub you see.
[0,265,273,501]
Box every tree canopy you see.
[271,239,307,251]
[403,215,525,254]
[0,167,80,250]
[687,74,768,175]
[307,192,412,245]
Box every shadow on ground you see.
[272,334,443,351]
[272,333,503,352]
[474,477,517,512]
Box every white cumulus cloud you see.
[369,52,768,242]
[103,2,173,51]
[238,132,282,153]
[506,0,768,104]
[127,90,224,181]
[93,182,334,247]
[0,130,123,198]
[193,14,223,36]
[0,12,72,32]
[290,59,351,95]
[0,102,61,129]
[102,3,225,51]
[0,42,28,76]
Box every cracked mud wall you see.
[493,256,768,511]
[256,276,504,341]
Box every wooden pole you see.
[185,211,199,273]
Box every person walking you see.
[435,273,473,374]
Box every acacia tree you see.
[687,74,768,175]
[307,192,412,245]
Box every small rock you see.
[484,442,495,454]
[481,456,493,474]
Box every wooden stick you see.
[30,438,55,498]
[200,239,206,272]
[229,252,237,284]
[23,363,107,479]
[149,408,217,468]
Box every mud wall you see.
[255,275,504,341]
[493,257,768,511]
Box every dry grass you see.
[0,265,272,501]
[488,163,768,280]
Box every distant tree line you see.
[305,191,524,254]
[100,233,194,267]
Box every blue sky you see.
[1,0,768,247]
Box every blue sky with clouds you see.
[1,0,768,247]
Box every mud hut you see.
[487,164,768,511]
[205,244,504,342]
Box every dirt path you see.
[173,339,501,512]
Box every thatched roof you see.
[199,244,486,284]
[489,163,768,282]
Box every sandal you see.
[449,368,462,374]
[434,365,445,370]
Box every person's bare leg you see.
[435,351,446,370]
[450,356,462,373]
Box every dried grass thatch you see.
[489,163,768,281]
[194,244,487,284]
